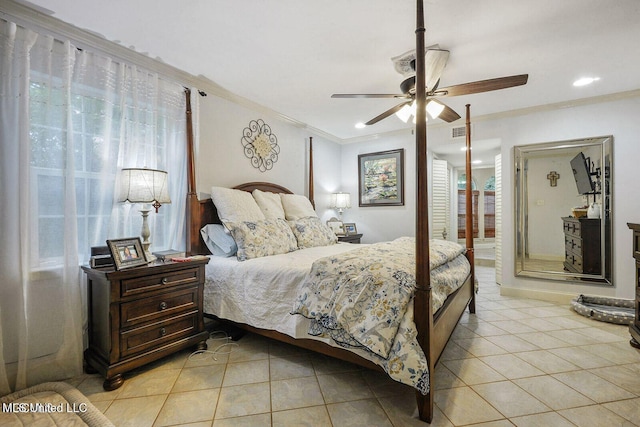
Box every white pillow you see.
[252,189,286,219]
[211,186,265,225]
[200,224,237,257]
[280,193,317,220]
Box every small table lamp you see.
[117,168,171,261]
[330,192,351,218]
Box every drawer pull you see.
[159,301,168,310]
[160,328,167,337]
[161,277,169,284]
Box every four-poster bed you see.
[183,2,477,422]
[184,129,476,422]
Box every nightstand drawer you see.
[120,311,198,358]
[120,268,200,297]
[121,287,199,328]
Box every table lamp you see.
[329,192,351,218]
[117,168,171,261]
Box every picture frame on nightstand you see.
[326,218,346,236]
[107,237,148,270]
[343,223,357,235]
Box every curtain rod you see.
[1,0,204,91]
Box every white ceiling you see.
[14,0,640,166]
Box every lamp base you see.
[142,243,156,262]
[139,208,156,262]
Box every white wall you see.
[526,154,575,258]
[338,131,418,244]
[196,94,343,220]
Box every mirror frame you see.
[514,136,613,285]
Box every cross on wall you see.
[547,171,560,187]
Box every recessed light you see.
[573,77,600,87]
[472,160,482,164]
[355,122,366,129]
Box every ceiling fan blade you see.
[433,74,529,97]
[365,101,412,125]
[331,93,409,99]
[424,49,449,91]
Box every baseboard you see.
[499,285,576,304]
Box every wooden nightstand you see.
[82,258,210,390]
[338,233,363,244]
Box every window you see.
[484,191,496,238]
[458,190,479,239]
[457,173,478,238]
[484,176,496,238]
[27,49,186,267]
[457,173,477,190]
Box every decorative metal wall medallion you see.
[241,119,280,172]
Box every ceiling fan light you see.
[426,100,445,119]
[573,76,600,87]
[395,104,413,123]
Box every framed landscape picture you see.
[358,149,404,207]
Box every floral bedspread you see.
[291,237,470,393]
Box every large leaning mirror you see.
[514,136,612,285]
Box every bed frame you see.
[183,2,476,422]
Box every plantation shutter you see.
[432,159,449,240]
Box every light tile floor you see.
[68,266,640,426]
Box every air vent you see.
[451,126,466,139]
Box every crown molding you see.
[3,0,638,147]
[1,0,340,143]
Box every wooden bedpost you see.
[309,137,315,207]
[413,0,434,422]
[185,88,199,256]
[465,104,476,313]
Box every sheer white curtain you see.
[0,18,188,393]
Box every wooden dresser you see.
[82,258,210,390]
[628,223,640,348]
[562,217,601,275]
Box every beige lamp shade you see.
[117,168,171,212]
[330,192,351,216]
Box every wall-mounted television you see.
[570,152,594,194]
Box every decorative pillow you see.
[210,187,265,226]
[252,189,286,219]
[200,224,237,257]
[280,193,317,220]
[289,217,338,249]
[226,218,298,261]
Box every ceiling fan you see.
[331,48,528,126]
